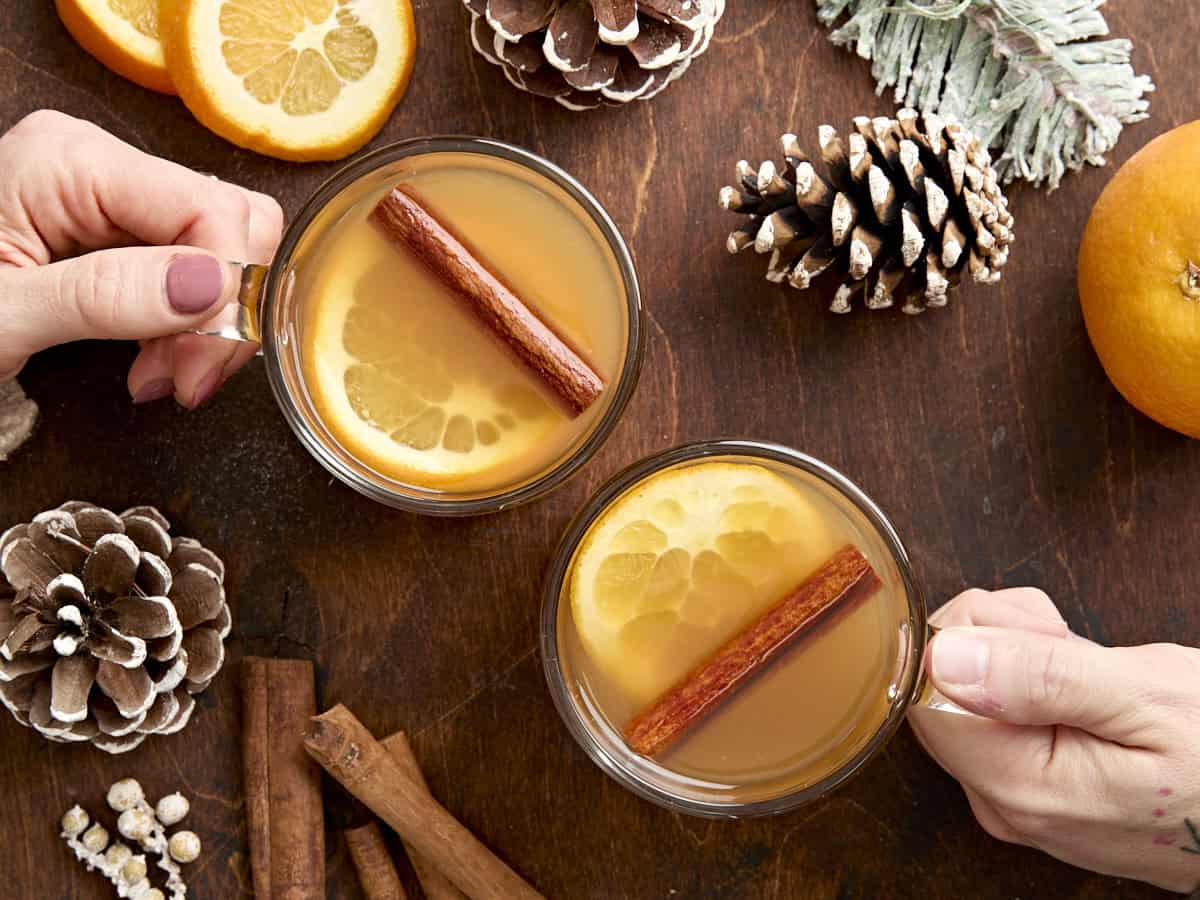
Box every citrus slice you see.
[306,248,562,488]
[570,462,842,708]
[56,0,175,94]
[160,0,416,161]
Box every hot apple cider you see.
[554,455,911,806]
[293,150,628,495]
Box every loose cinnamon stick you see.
[304,705,544,900]
[380,733,467,900]
[345,822,407,900]
[242,657,325,900]
[371,185,605,417]
[625,545,880,758]
[243,661,272,900]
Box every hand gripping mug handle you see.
[192,261,269,343]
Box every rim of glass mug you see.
[215,137,645,515]
[540,439,929,818]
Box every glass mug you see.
[541,440,968,818]
[205,137,644,515]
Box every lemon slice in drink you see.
[56,0,175,94]
[161,0,416,161]
[570,462,842,708]
[306,251,561,488]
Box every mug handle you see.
[192,261,269,343]
[911,624,977,717]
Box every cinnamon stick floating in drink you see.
[242,657,326,900]
[371,185,605,417]
[304,704,544,900]
[625,545,881,758]
[345,821,407,900]
[380,732,467,900]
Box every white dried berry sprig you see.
[60,778,201,900]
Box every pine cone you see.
[719,109,1016,314]
[0,379,37,462]
[464,0,725,109]
[0,503,229,754]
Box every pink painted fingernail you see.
[166,255,224,314]
[187,366,223,410]
[132,378,173,404]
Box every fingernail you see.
[186,366,223,410]
[932,630,990,686]
[132,378,173,404]
[166,255,224,314]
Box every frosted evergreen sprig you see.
[814,0,1154,189]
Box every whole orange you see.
[1078,120,1200,438]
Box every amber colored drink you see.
[291,151,627,495]
[555,455,910,807]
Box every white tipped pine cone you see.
[720,110,1016,314]
[0,503,229,754]
[465,0,725,109]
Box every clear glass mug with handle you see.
[541,439,970,818]
[199,137,644,516]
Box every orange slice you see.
[56,0,175,94]
[305,229,561,487]
[569,462,841,707]
[160,0,416,161]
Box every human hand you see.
[0,109,283,407]
[908,588,1200,893]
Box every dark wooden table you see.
[2,2,1197,897]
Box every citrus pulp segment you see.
[570,462,841,708]
[161,0,416,161]
[56,0,175,94]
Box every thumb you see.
[1,248,230,374]
[930,626,1151,743]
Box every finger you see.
[931,587,1066,628]
[980,587,1064,623]
[137,330,259,406]
[930,588,1068,638]
[222,340,260,379]
[0,249,232,374]
[128,337,174,404]
[929,626,1155,742]
[145,187,276,406]
[243,189,284,265]
[6,112,254,260]
[170,333,240,409]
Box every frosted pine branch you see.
[814,0,1154,189]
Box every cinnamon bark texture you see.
[371,185,604,416]
[380,732,467,900]
[241,658,325,900]
[304,705,544,900]
[625,545,881,758]
[345,822,407,900]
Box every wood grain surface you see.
[1,2,1197,898]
